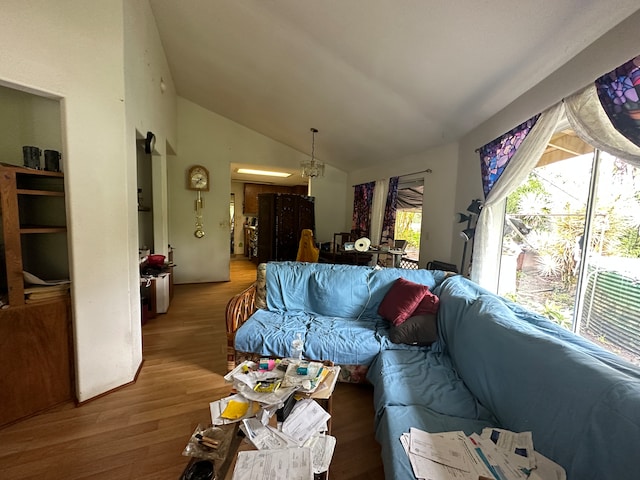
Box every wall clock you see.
[186,165,209,238]
[187,165,210,191]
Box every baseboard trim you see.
[76,358,145,407]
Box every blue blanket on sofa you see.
[368,275,640,480]
[435,276,640,480]
[234,262,448,364]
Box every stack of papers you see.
[232,447,313,480]
[400,427,566,480]
[212,360,336,478]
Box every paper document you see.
[467,434,528,480]
[409,428,470,472]
[400,433,475,480]
[241,418,291,450]
[529,452,567,480]
[231,447,313,480]
[305,434,336,474]
[481,428,536,469]
[282,399,330,446]
[23,271,70,286]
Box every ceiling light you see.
[301,128,324,178]
[236,168,292,178]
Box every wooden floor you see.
[0,258,384,480]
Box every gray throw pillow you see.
[388,314,438,346]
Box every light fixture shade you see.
[301,127,324,178]
[455,212,471,223]
[466,199,483,215]
[300,160,325,178]
[460,228,475,241]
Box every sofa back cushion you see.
[264,262,449,319]
[265,262,373,317]
[437,275,640,480]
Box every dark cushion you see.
[378,277,428,326]
[388,314,438,346]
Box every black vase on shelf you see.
[22,145,41,170]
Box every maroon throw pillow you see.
[377,277,428,326]
[413,289,440,315]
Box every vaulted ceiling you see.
[149,0,640,175]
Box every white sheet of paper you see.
[480,427,536,469]
[401,433,475,480]
[529,451,567,480]
[231,447,313,480]
[304,434,336,474]
[282,399,331,446]
[467,434,528,480]
[409,428,470,472]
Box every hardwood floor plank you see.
[0,258,385,479]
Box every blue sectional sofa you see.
[227,261,449,381]
[225,261,640,480]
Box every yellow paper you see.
[220,399,249,419]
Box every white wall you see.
[0,0,133,401]
[456,9,640,281]
[0,0,177,402]
[123,0,178,325]
[348,142,459,267]
[170,97,348,283]
[307,165,348,245]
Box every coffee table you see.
[180,363,340,480]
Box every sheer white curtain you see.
[369,179,388,246]
[564,84,640,167]
[472,102,564,290]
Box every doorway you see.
[136,140,154,253]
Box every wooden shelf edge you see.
[20,226,67,234]
[0,163,64,177]
[17,189,65,196]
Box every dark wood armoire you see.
[257,193,315,264]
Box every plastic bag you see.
[182,423,235,461]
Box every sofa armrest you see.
[225,282,258,371]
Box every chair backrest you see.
[296,229,319,262]
[394,239,408,252]
[426,260,459,273]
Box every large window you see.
[498,129,640,364]
[393,177,423,261]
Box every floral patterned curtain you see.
[380,176,399,246]
[352,182,375,238]
[479,115,540,198]
[595,55,640,148]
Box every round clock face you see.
[188,166,209,190]
[192,172,207,188]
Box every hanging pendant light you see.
[301,128,325,178]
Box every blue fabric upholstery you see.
[234,262,640,480]
[367,349,496,425]
[304,315,385,365]
[235,262,447,366]
[233,309,310,357]
[437,275,640,480]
